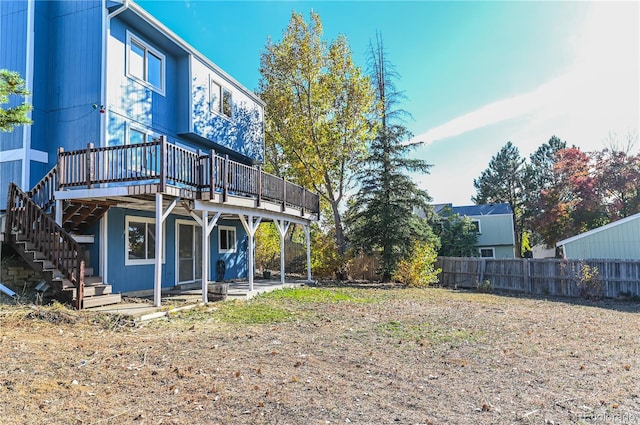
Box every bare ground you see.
[1,284,639,425]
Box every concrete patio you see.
[88,278,309,321]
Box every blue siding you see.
[105,208,248,294]
[0,160,22,204]
[45,1,102,156]
[0,1,28,151]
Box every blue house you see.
[435,203,516,258]
[0,0,319,308]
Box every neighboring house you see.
[556,213,640,260]
[435,203,516,258]
[0,0,319,308]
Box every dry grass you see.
[1,285,639,424]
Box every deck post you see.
[201,210,209,303]
[274,219,290,285]
[209,149,216,195]
[199,210,221,303]
[86,143,94,189]
[239,214,262,292]
[282,177,286,211]
[160,136,167,192]
[55,199,63,226]
[305,224,312,283]
[153,193,163,307]
[57,147,65,188]
[257,166,262,207]
[223,154,229,202]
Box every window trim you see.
[126,31,166,96]
[218,225,237,254]
[470,219,481,234]
[479,248,495,258]
[125,216,165,266]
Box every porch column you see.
[239,214,262,292]
[153,195,180,307]
[305,224,312,283]
[153,194,163,307]
[274,219,291,285]
[196,210,221,303]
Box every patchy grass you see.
[0,285,639,424]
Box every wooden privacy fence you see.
[436,257,640,299]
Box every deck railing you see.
[6,183,85,309]
[57,136,320,216]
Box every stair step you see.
[83,293,122,309]
[71,234,94,244]
[66,284,112,298]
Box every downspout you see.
[99,0,129,285]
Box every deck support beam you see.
[274,219,291,285]
[238,214,262,292]
[153,194,180,307]
[191,210,221,303]
[305,224,312,283]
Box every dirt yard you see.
[0,284,639,424]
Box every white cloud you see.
[412,1,639,153]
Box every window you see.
[127,32,165,95]
[222,87,232,118]
[479,248,495,258]
[469,220,481,233]
[125,216,164,265]
[210,80,220,113]
[218,226,236,253]
[126,127,156,176]
[210,77,232,118]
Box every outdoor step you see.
[66,284,112,298]
[70,234,94,244]
[83,293,122,309]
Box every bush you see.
[574,263,604,300]
[393,241,441,287]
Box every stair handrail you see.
[28,165,58,213]
[5,182,85,309]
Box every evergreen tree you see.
[473,142,525,256]
[345,34,433,282]
[0,70,32,132]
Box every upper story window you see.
[127,32,165,95]
[469,220,481,233]
[210,77,232,119]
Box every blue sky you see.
[138,0,639,205]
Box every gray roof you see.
[434,203,513,216]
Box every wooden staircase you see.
[5,180,120,309]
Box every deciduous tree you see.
[258,12,376,262]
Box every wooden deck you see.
[53,136,320,218]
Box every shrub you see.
[393,241,441,287]
[574,263,604,300]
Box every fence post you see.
[522,258,530,294]
[301,190,306,216]
[86,143,94,189]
